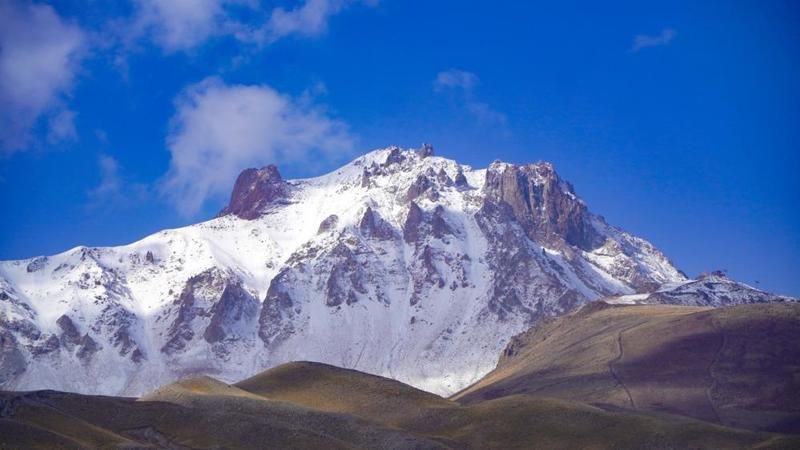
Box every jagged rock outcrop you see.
[162,268,231,354]
[258,271,296,346]
[405,174,434,202]
[358,207,394,240]
[454,170,469,188]
[324,244,366,307]
[317,214,339,234]
[204,282,258,344]
[416,143,434,158]
[218,165,287,220]
[484,161,601,251]
[57,315,81,346]
[383,147,405,166]
[0,330,25,384]
[25,257,47,273]
[76,334,99,362]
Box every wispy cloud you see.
[87,154,149,208]
[124,0,377,53]
[89,154,123,201]
[0,0,86,153]
[434,69,479,92]
[630,28,676,53]
[256,0,368,44]
[126,0,233,52]
[47,110,79,144]
[433,69,507,129]
[161,77,354,216]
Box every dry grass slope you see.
[235,361,456,427]
[454,302,800,435]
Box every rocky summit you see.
[0,145,790,397]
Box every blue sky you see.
[1,0,798,295]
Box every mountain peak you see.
[484,159,598,250]
[218,164,286,220]
[416,143,434,158]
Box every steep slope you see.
[453,302,800,434]
[2,363,797,449]
[0,144,752,397]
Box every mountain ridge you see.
[0,145,791,397]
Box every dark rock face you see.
[475,200,584,322]
[258,270,296,346]
[484,162,602,251]
[410,245,445,306]
[383,147,405,166]
[416,143,434,158]
[162,267,258,353]
[317,214,339,234]
[430,206,454,239]
[454,170,469,188]
[436,168,453,186]
[0,329,25,384]
[360,168,371,187]
[56,315,81,346]
[113,327,140,361]
[218,165,287,220]
[26,257,48,273]
[162,269,226,354]
[405,174,433,203]
[358,207,394,240]
[403,202,424,244]
[203,283,258,344]
[91,305,144,361]
[31,335,60,357]
[403,202,454,245]
[76,334,100,362]
[324,244,367,307]
[6,320,39,341]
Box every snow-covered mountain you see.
[0,145,788,397]
[604,271,795,306]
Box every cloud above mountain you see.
[125,0,378,52]
[0,0,86,153]
[434,69,507,129]
[161,77,353,216]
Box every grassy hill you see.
[453,302,800,434]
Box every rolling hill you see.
[453,302,800,434]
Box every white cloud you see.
[433,69,507,128]
[87,153,150,208]
[128,0,235,52]
[466,101,507,127]
[254,0,352,44]
[630,28,676,53]
[434,69,479,92]
[127,0,376,52]
[161,77,354,216]
[90,154,123,200]
[0,1,86,153]
[47,109,79,144]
